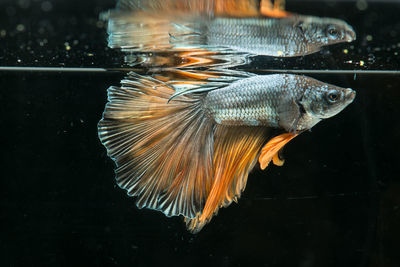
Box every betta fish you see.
[106,0,355,57]
[98,73,355,233]
[193,15,356,57]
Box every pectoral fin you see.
[278,98,302,134]
[259,132,298,170]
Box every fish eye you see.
[327,26,340,39]
[327,90,339,103]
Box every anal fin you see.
[186,126,269,233]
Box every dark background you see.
[1,0,400,266]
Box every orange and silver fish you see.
[106,0,355,57]
[98,73,355,233]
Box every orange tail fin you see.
[98,73,215,218]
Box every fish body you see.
[98,73,355,233]
[106,5,355,56]
[202,16,356,56]
[204,74,355,131]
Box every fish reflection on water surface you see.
[106,0,355,57]
[98,73,355,233]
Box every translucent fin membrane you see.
[98,73,214,218]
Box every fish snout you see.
[345,29,356,42]
[344,88,356,103]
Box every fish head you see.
[296,16,356,48]
[300,80,356,128]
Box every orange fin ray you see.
[272,151,285,166]
[172,69,220,80]
[259,132,298,170]
[186,126,269,233]
[260,0,291,18]
[118,0,261,17]
[177,50,219,69]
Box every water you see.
[1,0,400,266]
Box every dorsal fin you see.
[116,0,260,17]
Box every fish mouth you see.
[345,29,356,42]
[345,88,356,103]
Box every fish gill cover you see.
[98,0,356,233]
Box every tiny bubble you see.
[64,42,71,51]
[96,21,104,28]
[356,0,368,11]
[366,35,373,41]
[16,24,25,32]
[41,1,53,12]
[0,30,6,37]
[343,49,348,54]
